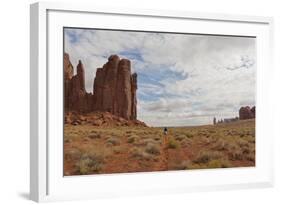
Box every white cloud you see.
[64,28,256,126]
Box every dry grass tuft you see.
[228,149,243,160]
[167,138,179,149]
[106,137,121,146]
[207,159,231,168]
[113,146,122,154]
[88,133,101,139]
[175,134,186,141]
[212,138,228,151]
[64,148,81,161]
[193,151,223,164]
[246,151,255,162]
[130,147,152,160]
[127,135,138,143]
[145,143,160,155]
[75,151,104,174]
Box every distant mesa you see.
[64,53,143,126]
[239,106,255,120]
[214,105,255,125]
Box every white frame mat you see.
[30,2,274,202]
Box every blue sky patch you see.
[65,30,79,44]
[120,49,144,62]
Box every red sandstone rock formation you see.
[64,53,74,80]
[93,67,105,111]
[64,55,93,112]
[116,59,132,119]
[63,53,74,110]
[65,111,146,127]
[131,73,137,120]
[64,53,138,120]
[93,55,137,120]
[239,106,255,120]
[251,106,256,118]
[93,55,120,113]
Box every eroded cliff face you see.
[64,53,137,120]
[239,106,256,120]
[64,54,93,113]
[63,53,74,110]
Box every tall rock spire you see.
[63,53,74,110]
[116,59,132,119]
[92,55,137,120]
[64,55,92,112]
[131,73,137,120]
[102,55,120,113]
[64,53,138,120]
[76,60,86,92]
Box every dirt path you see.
[154,135,169,171]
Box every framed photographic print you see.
[30,2,274,202]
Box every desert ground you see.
[64,117,255,176]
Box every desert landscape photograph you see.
[63,28,256,176]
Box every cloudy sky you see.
[64,28,256,127]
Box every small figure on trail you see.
[163,127,168,135]
[213,117,216,125]
[163,127,169,151]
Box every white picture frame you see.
[30,1,274,202]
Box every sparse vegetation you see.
[193,151,223,164]
[212,138,228,151]
[185,133,194,138]
[64,119,255,175]
[76,152,104,174]
[88,133,101,139]
[106,137,120,146]
[113,146,122,154]
[207,159,231,168]
[175,134,186,141]
[246,151,255,162]
[145,143,160,155]
[127,135,138,143]
[64,148,81,161]
[130,147,152,161]
[228,149,243,160]
[167,138,179,149]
